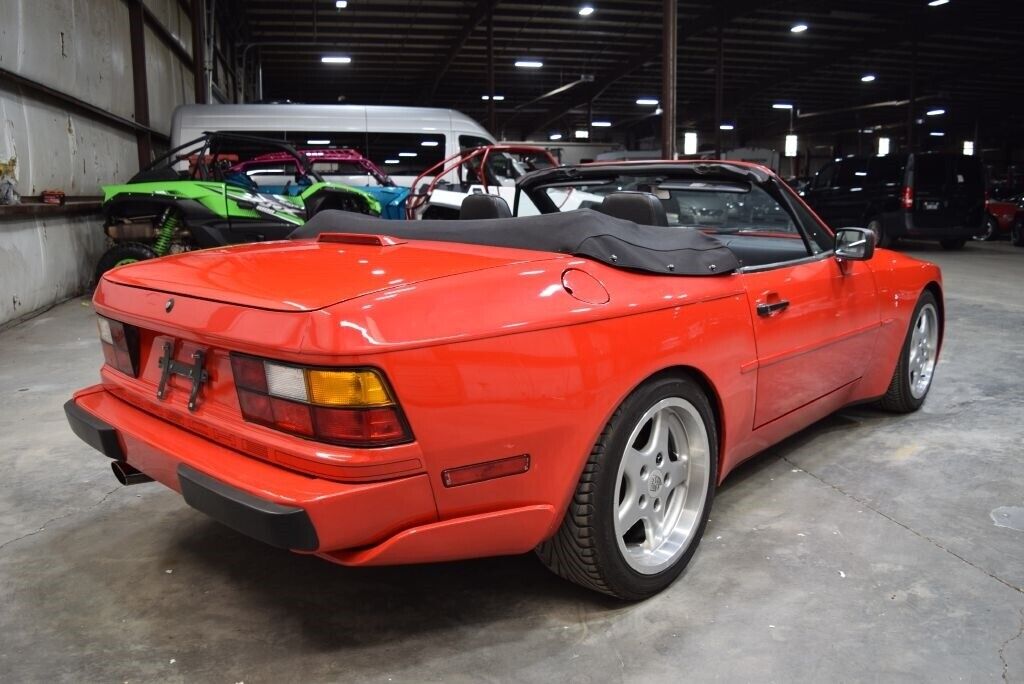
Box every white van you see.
[169,104,497,188]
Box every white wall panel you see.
[0,0,134,120]
[144,25,196,136]
[0,214,106,326]
[143,0,194,55]
[0,82,137,195]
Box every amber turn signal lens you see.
[306,369,392,407]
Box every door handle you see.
[757,300,790,317]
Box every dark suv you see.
[802,153,985,249]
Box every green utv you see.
[96,132,381,279]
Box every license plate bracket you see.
[157,341,209,411]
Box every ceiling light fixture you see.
[927,0,949,6]
[306,139,330,145]
[578,5,594,16]
[384,159,399,164]
[719,124,735,131]
[683,132,698,155]
[790,23,808,33]
[420,141,439,147]
[636,98,659,106]
[335,0,347,7]
[515,60,543,68]
[575,130,590,139]
[930,131,945,137]
[549,133,563,140]
[772,103,794,110]
[861,74,876,82]
[591,121,612,127]
[481,95,505,101]
[398,152,418,157]
[321,56,351,64]
[926,108,946,116]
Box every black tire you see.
[94,242,157,282]
[867,218,895,249]
[974,216,999,242]
[536,374,717,600]
[879,290,941,413]
[939,239,967,250]
[1012,220,1024,247]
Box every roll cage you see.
[406,145,558,219]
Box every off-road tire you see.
[536,375,717,600]
[94,242,157,283]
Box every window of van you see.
[365,132,446,176]
[868,157,902,186]
[812,163,836,189]
[835,159,868,188]
[460,135,493,150]
[913,156,948,191]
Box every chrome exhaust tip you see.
[111,460,153,486]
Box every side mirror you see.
[834,227,875,261]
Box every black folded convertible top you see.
[291,208,740,276]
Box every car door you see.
[739,219,881,429]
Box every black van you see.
[802,153,985,249]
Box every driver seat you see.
[460,194,512,220]
[596,192,669,227]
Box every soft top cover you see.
[292,208,739,276]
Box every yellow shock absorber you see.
[153,208,180,257]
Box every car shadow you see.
[150,404,885,647]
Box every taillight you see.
[97,316,139,376]
[229,355,412,447]
[901,185,914,210]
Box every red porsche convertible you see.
[66,161,943,599]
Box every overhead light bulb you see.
[335,0,347,7]
[549,133,563,141]
[719,124,735,131]
[861,74,876,82]
[927,0,949,6]
[772,103,794,110]
[790,23,808,33]
[321,56,351,64]
[515,60,543,68]
[926,108,946,116]
[591,121,612,127]
[578,5,594,16]
[636,98,659,106]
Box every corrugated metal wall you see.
[0,0,214,326]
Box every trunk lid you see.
[103,238,549,311]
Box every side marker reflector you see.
[442,454,531,487]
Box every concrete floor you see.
[1,241,1022,683]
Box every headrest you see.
[596,191,669,227]
[459,193,512,220]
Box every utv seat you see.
[595,192,669,227]
[460,194,512,220]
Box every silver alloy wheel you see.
[613,397,711,575]
[909,303,939,399]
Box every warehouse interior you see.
[1,1,1022,681]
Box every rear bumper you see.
[894,214,981,240]
[66,386,556,563]
[67,386,438,554]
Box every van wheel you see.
[867,218,894,248]
[536,375,717,600]
[940,239,966,250]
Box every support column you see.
[487,8,495,135]
[714,20,724,158]
[128,1,151,169]
[661,0,678,159]
[191,0,207,103]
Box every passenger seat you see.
[595,192,669,226]
[459,194,512,220]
